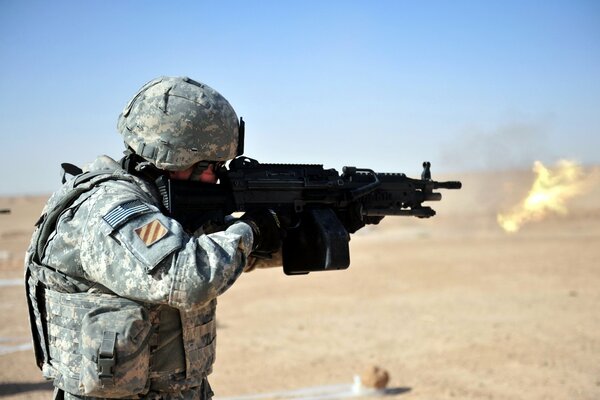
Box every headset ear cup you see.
[237,117,245,156]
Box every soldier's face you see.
[169,163,218,184]
[169,166,195,181]
[196,164,218,184]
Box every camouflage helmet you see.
[117,76,240,171]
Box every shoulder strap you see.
[34,168,135,265]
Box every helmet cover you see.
[117,76,239,170]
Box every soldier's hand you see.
[241,209,283,254]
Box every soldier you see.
[25,76,281,399]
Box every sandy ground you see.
[0,167,599,400]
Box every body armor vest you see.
[25,165,217,398]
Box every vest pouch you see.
[79,302,153,398]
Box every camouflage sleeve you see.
[79,187,254,310]
[168,222,253,309]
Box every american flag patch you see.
[103,200,151,229]
[135,219,169,247]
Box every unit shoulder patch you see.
[135,219,169,247]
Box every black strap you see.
[60,163,84,184]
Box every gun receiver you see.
[157,156,461,275]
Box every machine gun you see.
[156,156,461,275]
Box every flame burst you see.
[497,160,585,233]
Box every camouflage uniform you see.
[26,77,256,399]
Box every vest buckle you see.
[97,331,117,380]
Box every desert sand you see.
[1,167,599,400]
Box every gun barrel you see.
[434,181,462,190]
[425,193,442,201]
[0,209,10,214]
[365,207,436,218]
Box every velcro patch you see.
[135,219,169,247]
[103,200,151,229]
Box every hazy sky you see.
[1,0,599,195]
